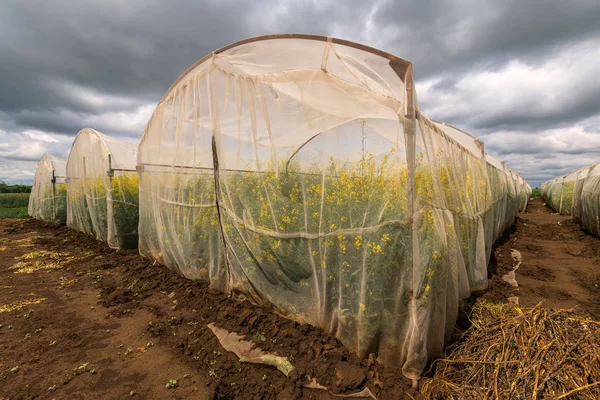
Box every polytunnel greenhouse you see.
[543,163,600,236]
[137,34,531,379]
[28,153,68,224]
[66,128,139,249]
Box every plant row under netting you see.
[65,128,140,249]
[28,154,68,224]
[542,162,600,236]
[25,35,531,379]
[136,35,531,380]
[28,129,140,249]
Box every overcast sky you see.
[1,0,599,187]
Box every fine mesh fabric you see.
[28,154,67,223]
[137,35,531,379]
[543,163,600,236]
[66,128,140,249]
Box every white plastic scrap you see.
[207,323,294,376]
[208,323,377,398]
[501,249,522,288]
[303,377,377,399]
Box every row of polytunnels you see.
[27,34,532,379]
[542,162,600,237]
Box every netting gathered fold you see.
[66,128,139,249]
[543,163,600,236]
[137,35,531,379]
[28,154,68,223]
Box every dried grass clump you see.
[421,300,600,399]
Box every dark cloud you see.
[0,0,364,139]
[1,0,600,185]
[465,80,600,133]
[0,1,254,110]
[372,0,600,79]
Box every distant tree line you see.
[0,180,32,193]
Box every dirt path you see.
[4,199,597,399]
[489,197,600,318]
[0,219,415,400]
[0,221,211,400]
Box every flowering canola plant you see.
[139,125,525,359]
[67,173,139,248]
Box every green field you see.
[531,188,541,198]
[0,193,30,219]
[0,206,28,218]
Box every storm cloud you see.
[1,0,599,184]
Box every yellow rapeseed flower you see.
[354,236,362,248]
[381,233,391,244]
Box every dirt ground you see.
[0,219,416,400]
[486,197,600,318]
[2,198,600,399]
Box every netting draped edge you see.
[542,163,600,236]
[136,35,531,379]
[28,154,68,223]
[65,128,140,249]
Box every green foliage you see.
[112,173,139,248]
[0,191,29,218]
[31,184,67,223]
[0,206,28,218]
[55,184,67,223]
[139,140,526,358]
[252,332,266,343]
[140,147,412,355]
[0,181,31,193]
[560,181,575,214]
[68,173,139,248]
[531,188,541,198]
[0,193,30,208]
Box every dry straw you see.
[421,301,600,399]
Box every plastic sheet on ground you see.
[303,377,377,399]
[501,249,522,288]
[207,323,294,376]
[28,154,67,224]
[137,35,531,379]
[66,128,139,249]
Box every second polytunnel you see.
[66,128,140,249]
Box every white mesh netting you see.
[66,128,139,249]
[28,153,67,223]
[543,163,600,236]
[136,35,531,379]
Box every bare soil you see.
[3,197,599,399]
[0,219,416,400]
[485,197,600,318]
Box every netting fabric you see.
[66,128,139,249]
[28,154,67,223]
[543,163,600,236]
[137,35,531,379]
